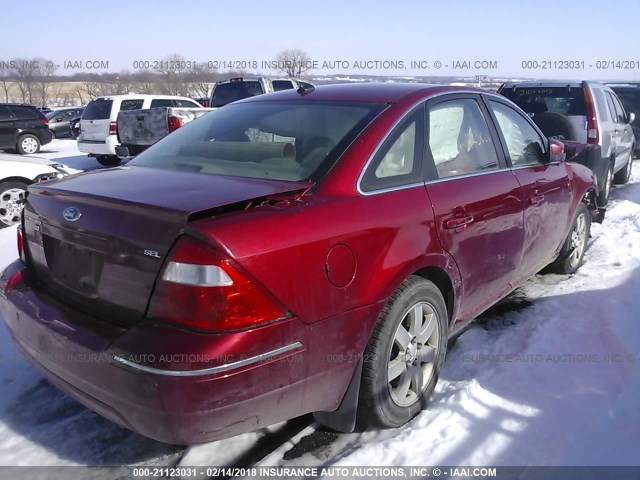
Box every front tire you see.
[16,134,41,155]
[357,277,448,428]
[549,202,591,274]
[0,181,29,228]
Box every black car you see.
[46,107,84,139]
[609,84,640,157]
[0,104,53,154]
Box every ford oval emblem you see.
[63,207,82,222]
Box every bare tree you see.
[186,63,217,98]
[154,54,190,96]
[274,49,314,78]
[34,58,57,107]
[0,61,11,102]
[12,57,39,104]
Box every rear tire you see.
[96,155,121,167]
[16,134,41,155]
[596,160,614,207]
[357,276,448,429]
[614,152,633,185]
[549,202,591,274]
[532,112,577,140]
[0,181,29,228]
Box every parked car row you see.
[0,83,609,445]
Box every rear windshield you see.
[210,81,264,107]
[130,101,384,182]
[82,99,113,120]
[611,89,640,117]
[500,86,586,116]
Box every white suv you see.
[78,94,203,166]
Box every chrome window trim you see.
[357,89,508,196]
[112,341,303,377]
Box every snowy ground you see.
[0,155,639,469]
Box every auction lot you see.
[0,138,639,470]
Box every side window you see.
[120,99,144,111]
[593,89,610,122]
[0,106,15,120]
[489,101,546,166]
[174,99,201,108]
[361,110,423,192]
[612,94,627,123]
[605,92,621,123]
[428,98,500,179]
[150,99,175,108]
[272,80,294,92]
[9,107,38,120]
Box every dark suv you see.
[0,104,53,154]
[608,84,640,158]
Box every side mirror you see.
[628,112,636,124]
[548,139,566,163]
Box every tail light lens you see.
[167,116,182,133]
[583,85,599,145]
[41,118,49,125]
[109,121,117,135]
[17,226,25,262]
[147,236,287,332]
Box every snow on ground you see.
[0,156,639,468]
[249,163,640,470]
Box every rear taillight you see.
[167,116,182,133]
[42,118,49,125]
[147,236,286,332]
[583,85,599,145]
[17,226,24,262]
[109,121,117,135]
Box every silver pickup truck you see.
[116,106,215,157]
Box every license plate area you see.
[43,235,105,297]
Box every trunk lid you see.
[23,166,310,325]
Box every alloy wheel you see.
[0,188,26,226]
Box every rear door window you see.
[612,95,628,123]
[120,99,144,111]
[9,107,39,120]
[150,99,175,108]
[0,106,15,120]
[428,98,500,178]
[593,89,610,122]
[174,99,202,108]
[82,99,113,120]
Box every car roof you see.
[0,103,39,107]
[234,82,487,104]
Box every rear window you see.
[174,99,202,108]
[500,86,586,116]
[272,80,294,92]
[120,99,144,111]
[82,99,113,120]
[130,101,384,182]
[210,81,264,107]
[10,106,40,120]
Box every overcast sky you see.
[1,0,639,81]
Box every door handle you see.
[444,214,475,230]
[531,192,545,206]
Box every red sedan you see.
[0,83,601,444]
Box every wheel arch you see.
[0,177,33,186]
